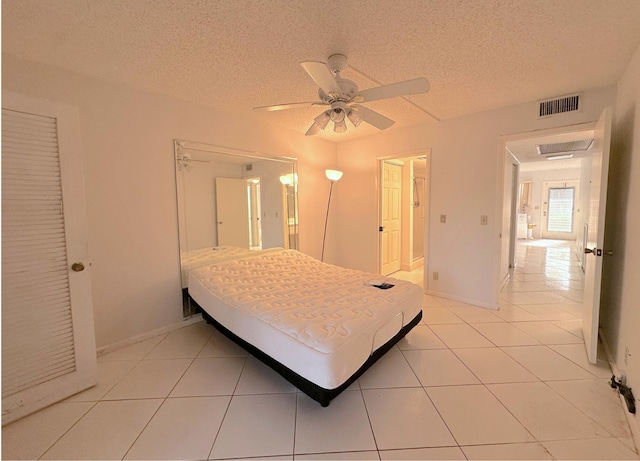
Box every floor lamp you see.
[322,169,343,262]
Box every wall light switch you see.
[480,215,488,225]
[440,214,446,223]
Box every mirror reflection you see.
[175,140,298,317]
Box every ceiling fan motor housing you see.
[318,78,359,102]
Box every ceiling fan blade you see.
[300,61,342,96]
[353,105,395,130]
[305,121,321,136]
[357,77,430,103]
[253,101,322,112]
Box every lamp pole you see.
[321,180,334,262]
[321,169,343,262]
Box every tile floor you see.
[3,240,639,460]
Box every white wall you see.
[2,54,337,349]
[602,42,640,425]
[335,86,617,308]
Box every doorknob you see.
[584,247,595,254]
[71,262,85,272]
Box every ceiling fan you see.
[253,54,430,136]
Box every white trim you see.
[96,315,203,357]
[425,289,499,310]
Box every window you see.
[547,187,575,233]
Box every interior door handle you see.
[71,262,85,272]
[584,247,595,254]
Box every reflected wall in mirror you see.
[175,140,298,317]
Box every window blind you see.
[1,108,76,398]
[547,187,575,233]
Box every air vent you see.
[536,139,594,155]
[538,94,581,118]
[245,164,253,171]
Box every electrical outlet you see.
[433,271,439,280]
[480,215,488,225]
[440,214,446,223]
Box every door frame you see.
[508,162,520,268]
[495,122,596,305]
[377,150,432,285]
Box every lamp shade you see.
[333,119,347,133]
[314,111,331,130]
[329,107,346,123]
[325,169,343,182]
[347,108,363,127]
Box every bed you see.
[187,248,423,406]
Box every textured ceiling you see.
[3,0,640,142]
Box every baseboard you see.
[600,328,640,454]
[401,258,424,272]
[424,289,499,310]
[96,314,203,357]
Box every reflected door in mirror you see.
[216,177,250,248]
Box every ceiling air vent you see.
[538,94,581,118]
[536,139,594,157]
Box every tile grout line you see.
[207,353,250,460]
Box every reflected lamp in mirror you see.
[279,173,298,186]
[325,169,343,182]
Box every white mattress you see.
[181,247,281,288]
[188,249,422,390]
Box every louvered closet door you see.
[2,92,97,425]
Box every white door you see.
[381,162,402,275]
[2,92,97,425]
[582,107,613,364]
[216,177,250,248]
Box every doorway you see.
[498,110,612,364]
[378,152,431,286]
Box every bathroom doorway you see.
[378,152,431,286]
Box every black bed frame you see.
[191,295,422,407]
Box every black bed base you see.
[192,296,422,407]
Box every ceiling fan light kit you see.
[254,54,430,136]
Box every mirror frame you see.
[174,139,298,317]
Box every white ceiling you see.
[3,0,640,142]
